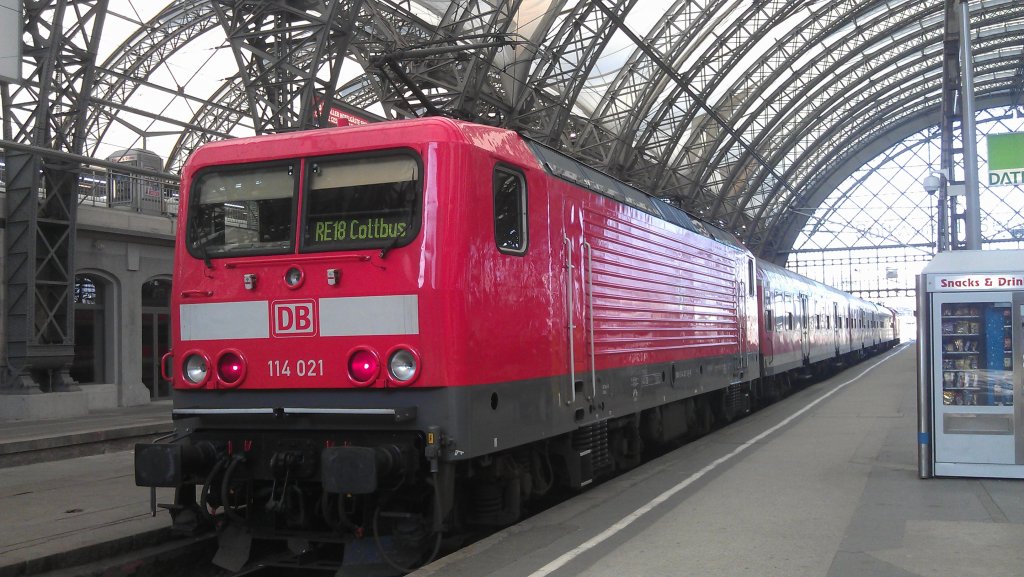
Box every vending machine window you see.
[939,302,1013,407]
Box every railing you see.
[76,165,180,216]
[0,153,180,218]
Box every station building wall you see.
[1,193,175,417]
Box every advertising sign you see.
[988,133,1024,186]
[313,95,374,127]
[928,273,1024,292]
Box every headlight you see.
[183,354,209,386]
[285,266,304,288]
[387,347,419,385]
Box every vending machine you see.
[917,250,1024,478]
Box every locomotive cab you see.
[135,119,564,571]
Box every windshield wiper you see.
[379,235,402,260]
[379,196,415,260]
[187,212,214,269]
[199,243,213,269]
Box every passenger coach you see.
[758,261,897,381]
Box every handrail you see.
[584,239,596,399]
[564,234,575,405]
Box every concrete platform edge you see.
[0,528,174,577]
[0,393,90,422]
[0,423,173,456]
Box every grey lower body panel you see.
[172,353,741,462]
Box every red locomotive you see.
[135,117,898,570]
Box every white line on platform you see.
[528,343,912,577]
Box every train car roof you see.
[757,259,889,312]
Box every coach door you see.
[734,280,748,382]
[800,294,811,362]
[832,302,840,355]
[563,200,595,407]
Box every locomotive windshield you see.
[185,152,422,260]
[302,153,422,252]
[187,164,296,258]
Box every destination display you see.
[309,216,409,244]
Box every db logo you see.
[271,300,318,337]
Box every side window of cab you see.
[494,166,528,255]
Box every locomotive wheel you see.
[713,387,741,424]
[371,495,443,574]
[779,374,793,397]
[693,397,714,437]
[610,422,643,471]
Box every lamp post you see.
[923,172,948,253]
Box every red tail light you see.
[217,350,246,386]
[348,348,379,385]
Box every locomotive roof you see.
[521,134,748,254]
[184,117,749,258]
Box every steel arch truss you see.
[6,0,1024,259]
[787,108,1024,295]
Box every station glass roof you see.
[39,0,1024,260]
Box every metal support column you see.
[939,0,984,251]
[3,152,46,392]
[2,0,108,392]
[959,0,982,250]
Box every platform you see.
[0,400,173,468]
[2,345,1022,577]
[0,401,175,577]
[412,344,1024,577]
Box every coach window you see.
[787,295,796,330]
[494,166,528,254]
[774,293,785,332]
